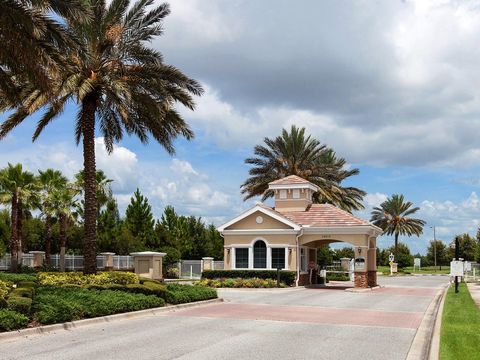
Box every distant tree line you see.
[0,165,223,272]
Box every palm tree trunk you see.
[394,232,399,265]
[82,94,98,274]
[59,213,66,272]
[45,215,52,264]
[10,194,18,272]
[16,200,23,267]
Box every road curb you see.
[344,285,383,293]
[428,285,447,360]
[406,284,448,360]
[0,298,223,342]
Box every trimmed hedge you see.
[33,286,165,324]
[37,271,139,286]
[0,273,36,283]
[0,309,29,331]
[7,297,32,315]
[198,278,284,288]
[84,283,166,298]
[326,273,350,281]
[202,270,296,286]
[10,287,34,298]
[165,284,217,305]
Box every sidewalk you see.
[467,282,480,307]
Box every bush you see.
[198,277,282,288]
[0,280,11,300]
[164,284,217,305]
[0,273,36,283]
[0,309,29,331]
[202,270,296,286]
[10,287,34,298]
[37,271,139,286]
[84,283,166,298]
[7,297,32,315]
[326,273,350,281]
[33,286,165,324]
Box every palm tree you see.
[74,170,113,217]
[0,0,87,104]
[370,194,425,261]
[50,185,78,271]
[0,163,38,271]
[241,125,365,211]
[0,1,203,274]
[38,169,69,262]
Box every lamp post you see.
[430,226,437,272]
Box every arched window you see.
[253,240,267,268]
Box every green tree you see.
[38,169,69,262]
[97,198,121,252]
[448,234,477,261]
[426,240,447,269]
[317,245,335,267]
[385,242,413,268]
[370,194,425,262]
[0,1,203,274]
[0,163,38,271]
[334,247,355,260]
[0,209,10,257]
[74,170,113,218]
[241,125,365,212]
[125,189,155,247]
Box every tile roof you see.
[274,203,371,227]
[268,175,313,186]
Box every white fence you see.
[0,253,134,271]
[178,259,224,279]
[464,262,480,282]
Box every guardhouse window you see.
[253,240,267,268]
[292,189,300,199]
[300,247,307,272]
[235,248,249,269]
[271,248,286,269]
[279,190,287,199]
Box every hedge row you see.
[33,286,165,324]
[202,270,296,286]
[0,309,28,331]
[165,284,217,305]
[37,271,139,286]
[198,278,284,288]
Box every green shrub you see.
[326,273,350,281]
[37,271,139,286]
[17,281,36,288]
[0,309,29,331]
[0,280,11,300]
[165,284,217,305]
[83,283,166,298]
[33,286,164,324]
[0,273,36,283]
[199,277,282,288]
[7,297,32,315]
[202,270,295,286]
[10,287,34,298]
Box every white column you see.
[248,246,253,269]
[284,248,289,270]
[267,247,272,269]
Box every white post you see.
[190,265,193,279]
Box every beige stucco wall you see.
[224,234,296,246]
[275,199,310,211]
[225,211,292,230]
[300,233,369,247]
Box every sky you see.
[2,0,480,254]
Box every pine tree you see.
[125,189,156,248]
[97,198,121,252]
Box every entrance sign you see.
[355,257,365,271]
[450,260,464,277]
[389,253,395,262]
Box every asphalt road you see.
[0,276,448,360]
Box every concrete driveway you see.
[0,276,448,360]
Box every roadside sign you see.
[414,258,421,267]
[389,253,395,262]
[465,262,472,272]
[450,260,464,277]
[391,263,398,273]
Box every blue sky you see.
[3,0,480,255]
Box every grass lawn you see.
[440,282,480,360]
[376,266,450,275]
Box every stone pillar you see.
[30,251,45,268]
[130,251,166,280]
[367,237,377,287]
[340,258,350,271]
[101,252,115,271]
[202,257,214,271]
[354,246,368,288]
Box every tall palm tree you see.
[38,169,69,262]
[0,163,38,271]
[0,0,87,104]
[370,194,425,261]
[50,185,78,271]
[74,169,112,217]
[0,1,203,274]
[241,125,365,211]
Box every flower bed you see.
[202,270,296,286]
[198,277,285,288]
[37,271,139,286]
